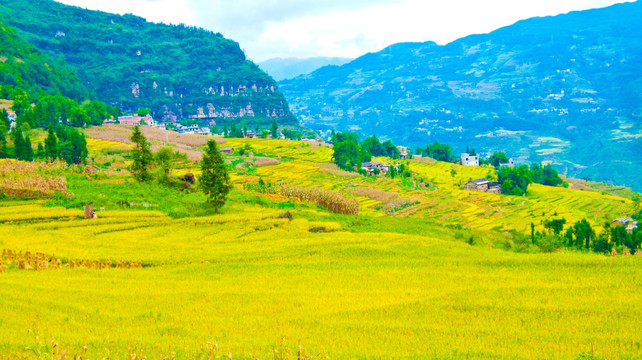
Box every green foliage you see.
[0,0,295,125]
[0,124,7,159]
[278,1,642,191]
[487,152,508,167]
[537,234,564,253]
[332,140,361,171]
[270,119,278,138]
[56,126,88,164]
[572,219,596,250]
[498,165,531,195]
[23,133,34,161]
[282,128,301,140]
[418,142,453,162]
[129,126,153,182]
[544,218,566,235]
[200,140,231,211]
[10,128,26,160]
[154,147,186,185]
[530,163,566,187]
[0,20,90,101]
[44,125,58,161]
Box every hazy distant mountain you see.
[258,57,352,81]
[279,1,642,190]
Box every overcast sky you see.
[56,0,633,62]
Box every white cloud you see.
[55,0,633,61]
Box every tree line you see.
[0,109,88,164]
[533,217,642,254]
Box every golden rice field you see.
[2,200,642,359]
[1,127,640,359]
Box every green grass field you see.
[1,127,641,359]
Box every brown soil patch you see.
[85,125,226,162]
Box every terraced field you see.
[1,127,639,359]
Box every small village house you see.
[487,181,502,194]
[463,178,490,192]
[461,153,479,166]
[397,146,408,159]
[612,217,638,233]
[220,147,234,155]
[118,114,154,126]
[361,161,389,175]
[500,158,515,167]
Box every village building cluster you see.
[612,217,639,233]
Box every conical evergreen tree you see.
[130,125,153,182]
[200,139,231,212]
[23,134,34,161]
[270,119,278,138]
[0,123,7,159]
[44,125,59,161]
[12,128,25,160]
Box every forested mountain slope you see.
[0,21,89,101]
[0,0,296,126]
[279,1,642,190]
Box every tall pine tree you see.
[44,125,59,161]
[270,119,278,138]
[23,134,34,161]
[200,139,231,212]
[11,128,26,160]
[130,126,154,182]
[0,123,7,159]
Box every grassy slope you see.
[0,127,640,359]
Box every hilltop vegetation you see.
[0,21,89,102]
[0,0,296,127]
[279,1,642,191]
[0,127,641,358]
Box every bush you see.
[537,235,564,253]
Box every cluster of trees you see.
[331,132,404,174]
[12,93,118,130]
[416,142,452,162]
[498,163,566,196]
[221,119,295,140]
[532,218,642,254]
[0,110,88,164]
[129,126,230,211]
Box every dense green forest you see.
[0,0,297,127]
[0,21,89,102]
[0,21,108,163]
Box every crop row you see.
[1,248,143,272]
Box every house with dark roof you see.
[612,217,638,233]
[487,181,501,194]
[463,178,490,192]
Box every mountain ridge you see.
[258,57,353,81]
[279,1,642,190]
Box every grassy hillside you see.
[0,127,640,359]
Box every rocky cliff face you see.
[279,1,642,190]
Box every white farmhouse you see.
[461,153,479,167]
